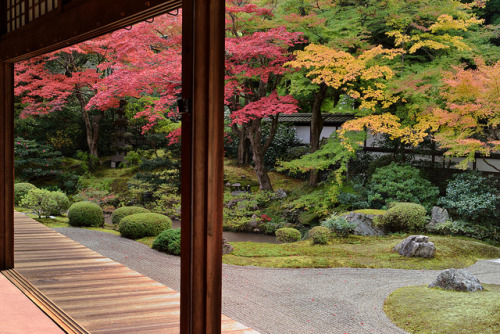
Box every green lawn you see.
[222,235,500,269]
[384,284,500,333]
[20,208,500,270]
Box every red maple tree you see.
[15,13,182,158]
[225,1,305,190]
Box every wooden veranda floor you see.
[7,212,257,333]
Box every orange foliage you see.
[340,59,500,166]
[427,59,500,164]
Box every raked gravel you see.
[54,227,500,334]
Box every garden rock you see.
[226,198,244,209]
[394,235,436,258]
[249,213,259,230]
[275,189,287,199]
[429,268,483,292]
[341,212,383,236]
[222,238,234,255]
[428,206,449,228]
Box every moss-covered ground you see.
[223,159,303,192]
[222,235,500,269]
[384,284,500,333]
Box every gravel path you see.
[54,228,500,334]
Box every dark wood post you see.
[181,0,225,333]
[0,62,14,270]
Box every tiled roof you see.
[278,113,355,125]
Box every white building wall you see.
[292,124,500,173]
[295,125,338,144]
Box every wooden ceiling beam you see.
[0,0,182,62]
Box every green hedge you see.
[152,228,181,255]
[111,206,150,225]
[68,201,104,227]
[119,213,172,239]
[14,183,37,205]
[379,202,427,233]
[275,227,301,243]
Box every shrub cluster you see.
[428,220,499,242]
[321,213,356,237]
[368,163,439,210]
[68,201,104,227]
[19,188,70,218]
[438,171,499,225]
[152,228,181,255]
[20,188,58,218]
[119,213,172,239]
[14,183,37,205]
[308,226,330,245]
[378,202,427,233]
[111,206,150,225]
[275,227,301,243]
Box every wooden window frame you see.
[0,0,225,333]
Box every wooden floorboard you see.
[14,212,258,333]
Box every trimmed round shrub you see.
[19,188,58,218]
[321,213,356,237]
[275,227,301,243]
[119,213,172,239]
[308,226,330,245]
[14,183,37,205]
[378,202,427,233]
[50,191,71,215]
[111,206,150,225]
[152,228,181,255]
[68,201,104,227]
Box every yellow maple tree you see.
[287,44,402,111]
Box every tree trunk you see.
[308,83,328,186]
[78,92,102,159]
[247,118,277,191]
[237,128,251,166]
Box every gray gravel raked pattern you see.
[54,228,500,334]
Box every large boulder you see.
[394,235,436,258]
[429,268,483,292]
[427,206,449,228]
[341,212,384,236]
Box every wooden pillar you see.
[181,0,225,333]
[0,62,14,270]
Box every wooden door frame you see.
[0,62,14,270]
[0,1,225,333]
[180,1,225,332]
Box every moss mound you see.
[111,206,150,225]
[68,201,104,227]
[385,284,500,334]
[119,213,172,239]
